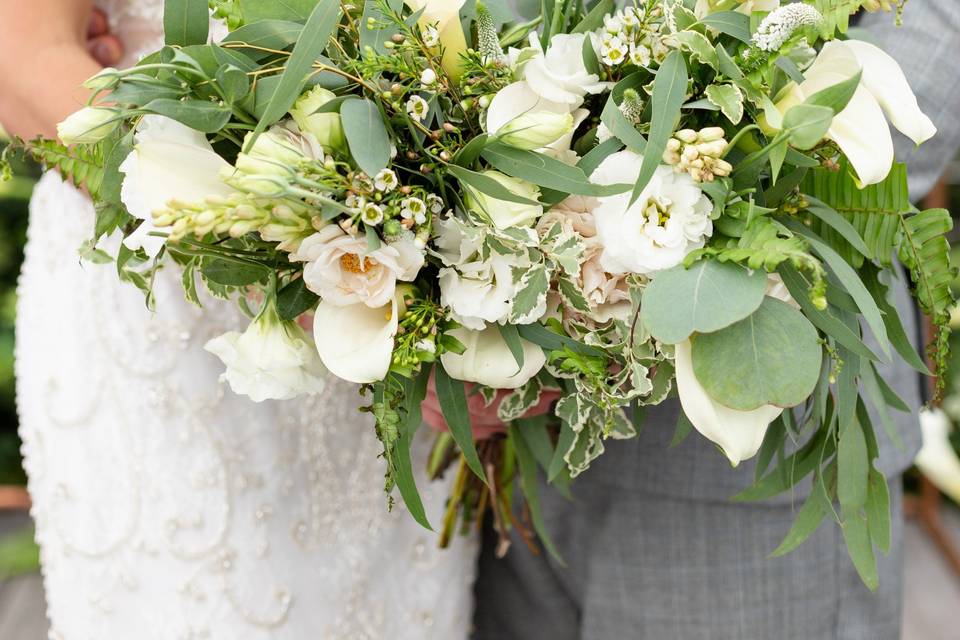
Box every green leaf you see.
[699,11,752,43]
[860,266,930,375]
[276,277,320,320]
[692,297,822,411]
[517,323,605,357]
[704,83,744,124]
[434,364,486,482]
[141,98,232,132]
[216,65,251,104]
[511,425,565,564]
[577,136,624,178]
[394,370,432,530]
[672,31,718,70]
[498,323,525,372]
[838,419,869,513]
[866,467,891,554]
[599,73,648,153]
[241,0,321,23]
[842,509,879,591]
[452,133,488,167]
[631,49,687,204]
[735,428,835,502]
[898,208,956,323]
[510,265,550,323]
[805,70,861,114]
[571,0,614,33]
[641,260,767,345]
[804,197,871,259]
[164,0,210,46]
[200,257,268,286]
[246,1,340,149]
[670,411,694,448]
[341,99,392,177]
[481,143,629,197]
[783,104,834,150]
[771,487,830,557]
[448,164,540,206]
[223,20,303,58]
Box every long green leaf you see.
[512,425,565,564]
[771,485,830,557]
[899,208,956,322]
[481,143,629,197]
[394,370,432,530]
[630,49,687,204]
[435,364,486,482]
[699,11,752,43]
[447,164,540,206]
[341,99,391,177]
[164,0,210,46]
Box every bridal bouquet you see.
[7,0,953,587]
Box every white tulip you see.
[288,86,347,153]
[119,116,235,256]
[312,297,399,384]
[57,106,119,145]
[464,170,543,229]
[675,340,783,467]
[519,33,609,106]
[404,0,468,81]
[204,305,327,402]
[916,408,960,504]
[775,40,935,186]
[440,325,546,389]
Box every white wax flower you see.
[440,325,546,389]
[57,106,119,144]
[519,33,608,106]
[590,152,712,275]
[288,86,347,153]
[464,170,543,229]
[774,40,936,186]
[119,116,236,257]
[204,305,327,402]
[406,95,430,122]
[291,225,423,309]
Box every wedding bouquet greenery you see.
[4,0,952,587]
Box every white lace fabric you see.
[16,4,476,638]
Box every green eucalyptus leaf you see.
[200,257,268,286]
[434,365,486,481]
[141,98,232,132]
[164,0,210,46]
[341,99,392,177]
[784,103,834,150]
[700,11,752,43]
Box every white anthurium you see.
[519,33,609,106]
[119,115,235,256]
[486,81,575,151]
[674,340,784,467]
[440,325,546,389]
[204,305,327,402]
[312,296,399,384]
[404,0,468,81]
[775,40,936,186]
[916,408,960,504]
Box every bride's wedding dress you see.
[15,2,476,638]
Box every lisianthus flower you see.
[516,33,609,106]
[464,170,543,229]
[57,106,119,144]
[590,152,712,275]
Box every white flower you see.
[440,325,546,389]
[288,86,347,153]
[590,152,712,275]
[313,297,398,383]
[404,0,468,80]
[225,125,322,196]
[464,170,543,229]
[916,408,960,504]
[773,40,936,186]
[400,197,427,220]
[519,33,609,106]
[601,36,629,66]
[361,202,385,225]
[675,340,783,467]
[374,168,398,192]
[422,25,440,47]
[629,43,651,67]
[406,95,430,122]
[204,305,327,402]
[420,68,438,86]
[427,194,444,214]
[119,116,236,257]
[291,225,423,308]
[752,4,823,52]
[486,81,576,151]
[57,106,119,144]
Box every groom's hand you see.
[421,375,561,440]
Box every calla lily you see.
[312,298,398,384]
[916,408,960,504]
[775,40,936,186]
[440,325,546,390]
[404,0,468,82]
[119,115,235,256]
[674,340,783,467]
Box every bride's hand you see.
[421,375,561,440]
[0,0,124,139]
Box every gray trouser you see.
[473,478,904,640]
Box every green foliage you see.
[807,0,866,38]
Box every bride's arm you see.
[0,0,120,139]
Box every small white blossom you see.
[374,168,398,192]
[752,4,824,52]
[361,202,385,226]
[415,338,436,354]
[406,95,430,122]
[629,43,651,67]
[422,25,440,47]
[400,197,427,220]
[427,194,444,214]
[420,67,438,86]
[603,14,623,33]
[601,37,628,66]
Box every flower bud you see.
[495,111,574,150]
[289,86,347,153]
[56,107,119,145]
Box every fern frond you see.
[21,137,107,197]
[898,208,955,323]
[807,0,866,38]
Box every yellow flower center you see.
[340,253,377,274]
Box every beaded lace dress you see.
[15,2,476,638]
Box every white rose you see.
[675,340,783,467]
[204,305,327,402]
[519,33,609,106]
[223,123,325,196]
[119,116,236,257]
[590,152,712,275]
[57,106,119,144]
[773,40,935,186]
[291,225,423,309]
[440,325,546,389]
[464,170,543,229]
[288,86,347,153]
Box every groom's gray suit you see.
[473,3,960,639]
